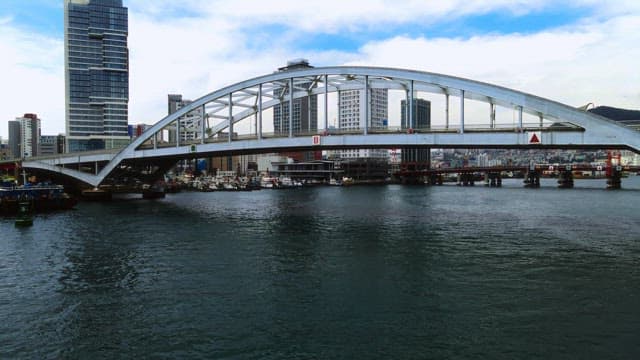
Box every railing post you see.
[289,77,294,138]
[324,75,329,132]
[201,104,205,144]
[228,92,233,143]
[518,105,523,130]
[258,84,263,140]
[409,80,414,129]
[490,102,496,129]
[364,75,369,135]
[460,90,465,134]
[308,91,312,134]
[445,93,450,129]
[539,113,544,128]
[176,116,180,147]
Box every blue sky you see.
[0,0,638,137]
[0,1,595,51]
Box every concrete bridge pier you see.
[457,173,475,186]
[524,170,540,188]
[557,167,574,188]
[607,167,622,190]
[484,172,502,187]
[426,174,444,186]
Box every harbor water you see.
[2,178,640,358]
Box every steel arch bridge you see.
[23,66,640,187]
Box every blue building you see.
[64,0,129,152]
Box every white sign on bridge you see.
[312,135,321,146]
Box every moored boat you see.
[1,185,77,216]
[14,200,34,227]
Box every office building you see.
[40,135,61,156]
[9,113,41,158]
[338,88,388,159]
[64,0,129,152]
[8,120,21,159]
[400,98,431,165]
[273,60,319,161]
[167,94,204,143]
[273,60,318,136]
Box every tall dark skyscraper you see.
[401,98,431,165]
[273,60,318,136]
[273,60,319,161]
[64,0,129,152]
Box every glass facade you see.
[273,90,318,135]
[400,98,432,164]
[273,61,318,137]
[65,0,129,152]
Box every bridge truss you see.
[21,66,640,187]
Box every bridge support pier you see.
[524,170,540,188]
[484,172,502,187]
[427,174,443,186]
[557,169,574,188]
[607,168,622,190]
[457,173,474,186]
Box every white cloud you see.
[0,22,64,139]
[129,0,558,32]
[1,2,638,139]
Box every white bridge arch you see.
[24,66,640,187]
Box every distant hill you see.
[589,106,640,121]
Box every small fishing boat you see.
[15,200,34,227]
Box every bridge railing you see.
[133,122,585,151]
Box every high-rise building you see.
[167,94,204,143]
[400,98,431,165]
[8,120,21,159]
[9,113,41,158]
[40,135,61,156]
[338,88,388,159]
[273,60,318,161]
[64,0,129,152]
[273,60,318,136]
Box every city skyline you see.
[1,1,639,139]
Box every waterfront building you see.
[271,160,343,183]
[0,144,10,161]
[56,135,67,154]
[257,154,288,173]
[338,88,388,159]
[401,98,431,130]
[207,154,257,176]
[167,94,205,173]
[273,60,318,161]
[400,98,431,167]
[167,94,204,143]
[8,120,21,159]
[64,0,129,152]
[477,153,489,167]
[40,135,62,156]
[8,114,41,158]
[341,158,389,183]
[273,60,318,136]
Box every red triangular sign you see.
[529,133,540,144]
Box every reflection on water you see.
[1,178,640,358]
